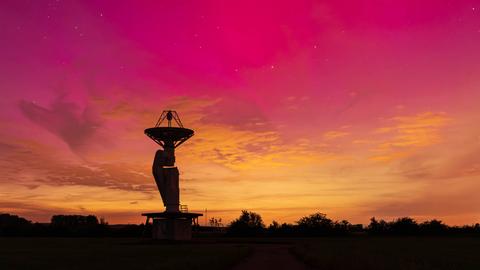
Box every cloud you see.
[393,123,480,182]
[196,96,272,131]
[323,130,349,140]
[0,142,18,152]
[334,90,372,116]
[0,137,156,193]
[0,183,161,223]
[5,92,479,225]
[362,175,480,224]
[370,112,451,162]
[356,112,480,224]
[0,201,68,222]
[19,96,102,152]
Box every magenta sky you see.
[1,0,480,225]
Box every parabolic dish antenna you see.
[144,110,194,148]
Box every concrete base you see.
[143,212,202,241]
[152,218,192,240]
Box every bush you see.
[267,220,296,236]
[0,213,34,236]
[419,219,448,235]
[50,215,107,236]
[390,217,419,235]
[297,212,335,235]
[227,210,265,236]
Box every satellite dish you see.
[144,110,194,148]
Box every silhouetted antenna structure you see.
[155,110,184,128]
[145,110,193,148]
[142,109,202,240]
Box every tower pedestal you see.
[142,212,202,240]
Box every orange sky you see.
[1,0,480,225]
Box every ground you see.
[291,237,480,270]
[231,243,312,270]
[1,237,479,269]
[0,237,248,270]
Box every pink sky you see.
[1,0,479,225]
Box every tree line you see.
[1,211,479,237]
[0,213,145,237]
[227,210,480,237]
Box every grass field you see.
[291,237,480,270]
[0,238,250,270]
[1,237,479,269]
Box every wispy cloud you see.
[19,96,102,153]
[323,130,349,140]
[370,112,451,162]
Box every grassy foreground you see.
[291,237,480,270]
[0,238,249,270]
[2,237,479,269]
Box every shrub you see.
[227,210,265,236]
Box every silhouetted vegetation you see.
[367,217,480,236]
[49,215,107,236]
[1,211,479,237]
[0,214,35,236]
[267,220,296,236]
[209,217,223,227]
[296,213,357,236]
[265,212,364,237]
[0,213,146,237]
[227,211,479,237]
[227,210,265,236]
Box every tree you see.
[268,220,280,230]
[390,217,418,235]
[0,214,33,236]
[267,220,296,236]
[333,219,351,234]
[50,215,106,236]
[296,212,334,235]
[209,217,223,227]
[419,219,447,235]
[367,217,389,235]
[227,210,265,236]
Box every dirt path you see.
[230,244,312,270]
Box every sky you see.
[1,0,480,225]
